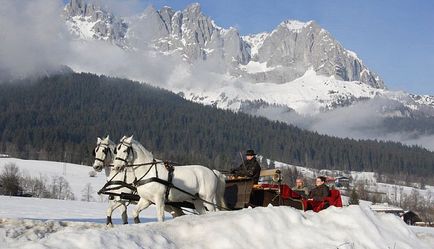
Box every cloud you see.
[66,40,183,85]
[0,0,189,87]
[0,0,69,79]
[246,98,434,151]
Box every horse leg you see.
[132,198,151,224]
[204,199,216,212]
[106,200,123,227]
[193,200,207,215]
[155,197,166,222]
[120,203,128,224]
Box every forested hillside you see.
[1,73,433,182]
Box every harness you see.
[97,158,177,202]
[134,161,175,202]
[97,170,137,195]
[102,141,230,211]
[95,142,137,200]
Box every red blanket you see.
[280,186,342,212]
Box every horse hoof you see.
[106,223,114,228]
[134,217,140,224]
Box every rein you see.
[106,160,180,167]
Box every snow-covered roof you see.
[370,203,404,213]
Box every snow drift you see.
[1,204,430,249]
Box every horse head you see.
[92,135,114,172]
[113,135,134,172]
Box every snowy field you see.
[1,196,433,249]
[0,158,105,200]
[0,157,433,248]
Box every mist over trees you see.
[1,73,434,184]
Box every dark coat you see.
[232,158,261,184]
[309,184,330,201]
[292,186,309,198]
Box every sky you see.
[102,0,434,95]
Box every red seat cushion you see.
[324,189,343,207]
[306,189,343,212]
[280,185,303,199]
[279,186,342,212]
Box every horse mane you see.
[131,139,154,160]
[100,138,115,149]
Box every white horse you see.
[93,136,185,226]
[92,135,135,227]
[113,136,227,222]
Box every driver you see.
[231,150,261,184]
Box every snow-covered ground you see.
[0,196,169,224]
[1,196,433,249]
[0,157,433,248]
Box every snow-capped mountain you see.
[61,0,434,149]
[62,0,434,115]
[64,0,380,86]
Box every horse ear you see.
[126,135,133,143]
[97,137,102,144]
[105,135,110,140]
[120,135,127,142]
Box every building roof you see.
[370,203,404,213]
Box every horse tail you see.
[212,169,228,210]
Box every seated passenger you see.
[308,176,330,201]
[231,150,261,184]
[292,178,309,198]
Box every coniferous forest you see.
[1,73,433,182]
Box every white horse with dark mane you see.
[113,136,227,222]
[92,136,136,226]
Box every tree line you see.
[0,163,75,200]
[1,73,434,183]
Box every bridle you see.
[114,141,133,166]
[93,143,112,164]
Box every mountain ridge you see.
[61,0,434,116]
[63,0,383,88]
[58,0,434,150]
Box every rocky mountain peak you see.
[184,3,202,16]
[63,0,385,89]
[64,0,127,46]
[245,19,385,88]
[278,20,314,32]
[64,0,105,21]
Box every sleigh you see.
[98,167,342,216]
[224,169,343,212]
